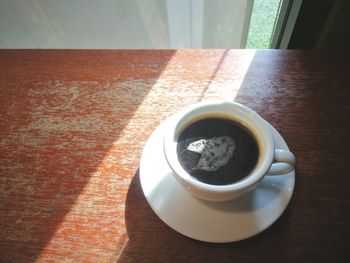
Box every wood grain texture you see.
[0,50,349,262]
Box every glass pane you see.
[246,0,282,48]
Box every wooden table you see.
[0,50,349,262]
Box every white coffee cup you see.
[163,101,295,201]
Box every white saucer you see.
[139,117,295,243]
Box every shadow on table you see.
[122,49,350,262]
[0,50,176,262]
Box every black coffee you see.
[176,118,259,185]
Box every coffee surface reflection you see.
[177,118,259,185]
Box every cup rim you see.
[163,100,274,194]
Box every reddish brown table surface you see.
[0,50,349,262]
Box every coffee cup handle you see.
[266,149,296,176]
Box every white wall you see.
[0,0,253,49]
